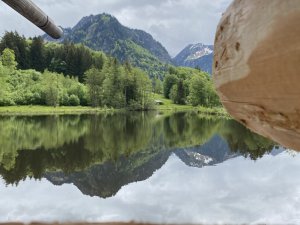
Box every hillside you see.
[43,14,215,77]
[44,13,171,78]
[173,43,214,74]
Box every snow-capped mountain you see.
[173,43,214,74]
[175,135,240,168]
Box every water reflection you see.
[0,112,278,197]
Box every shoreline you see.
[0,105,230,117]
[0,106,118,116]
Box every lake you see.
[0,112,299,224]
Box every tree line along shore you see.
[0,32,224,115]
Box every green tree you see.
[206,81,221,107]
[153,77,163,94]
[132,68,153,110]
[85,67,105,107]
[188,75,208,106]
[103,58,125,108]
[1,48,17,70]
[123,61,135,106]
[92,52,105,70]
[170,79,186,105]
[42,71,60,107]
[163,73,178,98]
[76,44,94,82]
[30,37,45,72]
[49,58,67,74]
[0,32,29,69]
[0,61,11,105]
[169,84,178,104]
[68,94,80,106]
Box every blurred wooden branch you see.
[1,0,63,39]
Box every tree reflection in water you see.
[0,112,277,197]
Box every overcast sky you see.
[0,0,231,56]
[1,152,300,223]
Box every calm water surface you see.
[0,112,299,224]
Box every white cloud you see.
[0,152,300,224]
[0,0,231,56]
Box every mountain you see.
[44,135,240,198]
[173,43,214,74]
[175,135,239,168]
[45,149,172,198]
[44,13,171,78]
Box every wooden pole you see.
[213,0,300,150]
[2,0,63,39]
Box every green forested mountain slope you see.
[44,13,171,78]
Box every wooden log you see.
[213,0,300,150]
[2,0,63,39]
[0,223,181,225]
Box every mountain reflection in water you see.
[1,112,299,224]
[0,112,278,197]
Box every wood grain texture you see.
[213,0,300,150]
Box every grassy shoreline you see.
[0,106,118,116]
[0,93,230,117]
[0,105,229,117]
[152,93,230,117]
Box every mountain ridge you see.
[43,13,215,78]
[173,43,214,74]
[44,135,240,198]
[43,13,171,78]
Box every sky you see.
[0,0,231,56]
[1,152,300,223]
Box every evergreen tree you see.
[77,44,94,81]
[30,37,45,72]
[132,68,153,110]
[49,58,67,74]
[65,43,78,76]
[123,61,133,106]
[103,58,124,108]
[0,32,29,69]
[85,67,105,107]
[92,52,105,70]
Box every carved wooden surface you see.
[2,0,62,39]
[213,0,300,150]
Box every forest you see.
[0,31,220,110]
